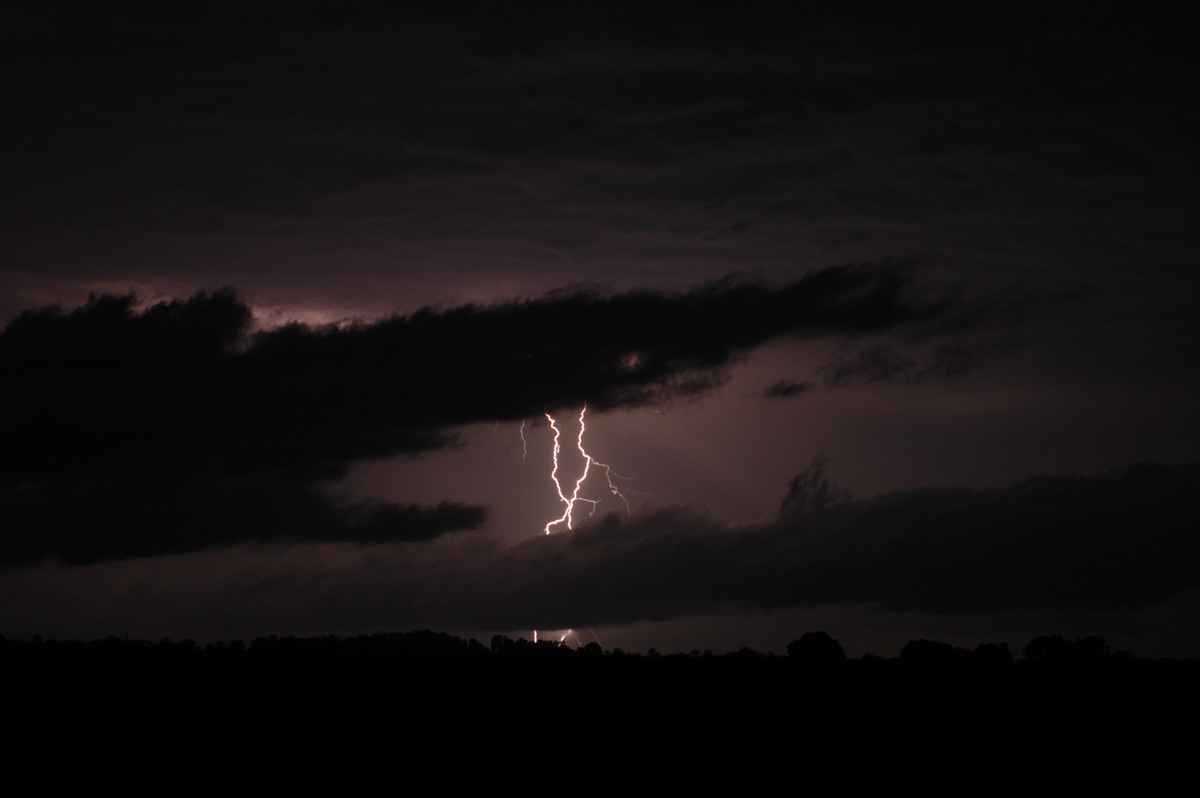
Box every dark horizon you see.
[5,627,1195,790]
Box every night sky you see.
[3,2,1199,656]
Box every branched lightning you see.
[543,405,630,535]
[534,407,631,646]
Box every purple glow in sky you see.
[3,3,1199,656]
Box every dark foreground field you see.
[3,631,1194,791]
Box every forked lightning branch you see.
[542,406,630,535]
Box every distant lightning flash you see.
[543,405,630,535]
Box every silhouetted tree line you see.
[1,629,1194,789]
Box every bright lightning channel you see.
[543,405,629,535]
[533,407,630,648]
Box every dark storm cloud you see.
[0,288,485,564]
[0,263,1035,565]
[412,461,1200,630]
[3,462,1194,638]
[7,2,1191,251]
[0,476,482,568]
[2,263,969,487]
[4,0,1196,337]
[0,288,444,486]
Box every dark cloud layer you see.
[5,1,1195,331]
[0,263,1003,564]
[0,287,486,561]
[2,462,1193,640]
[423,461,1200,629]
[2,264,965,488]
[0,475,481,568]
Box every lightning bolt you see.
[519,419,528,460]
[543,405,630,535]
[534,407,631,646]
